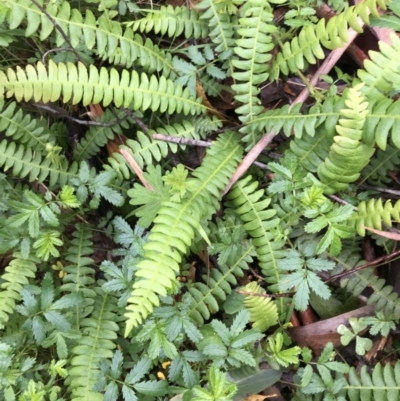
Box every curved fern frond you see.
[355,198,400,236]
[361,144,400,186]
[60,224,97,321]
[124,132,243,334]
[69,289,119,401]
[188,243,255,324]
[0,100,54,151]
[335,248,400,318]
[243,282,278,332]
[0,253,38,328]
[0,139,78,186]
[4,0,175,76]
[359,32,400,98]
[131,5,209,39]
[226,175,286,294]
[231,0,276,146]
[0,61,206,115]
[270,0,387,80]
[317,84,375,194]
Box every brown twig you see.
[119,148,154,191]
[325,249,400,283]
[122,108,150,133]
[30,0,86,66]
[152,134,213,147]
[32,103,127,127]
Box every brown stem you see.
[325,249,400,283]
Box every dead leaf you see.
[365,227,400,241]
[196,80,229,121]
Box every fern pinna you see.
[124,132,243,334]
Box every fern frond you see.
[231,0,276,147]
[0,100,54,151]
[4,0,175,76]
[196,0,236,74]
[131,5,209,39]
[105,119,210,177]
[226,176,286,294]
[124,132,243,334]
[0,139,78,186]
[336,248,400,318]
[317,84,375,194]
[290,127,332,173]
[60,224,97,321]
[73,110,127,161]
[345,362,400,400]
[270,0,388,80]
[69,289,119,401]
[188,244,255,324]
[0,253,38,328]
[355,198,400,236]
[361,144,400,186]
[359,32,400,99]
[243,282,278,332]
[0,61,206,115]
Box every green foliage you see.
[337,317,373,356]
[0,60,206,115]
[317,84,375,194]
[2,0,400,399]
[242,282,278,332]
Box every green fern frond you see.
[345,362,400,400]
[361,145,400,186]
[270,0,388,80]
[0,100,54,151]
[226,176,286,294]
[60,224,97,321]
[124,132,243,334]
[290,127,332,173]
[4,0,175,76]
[196,0,236,73]
[363,97,400,150]
[355,198,400,236]
[73,110,128,161]
[244,95,345,145]
[131,5,209,39]
[317,84,375,194]
[0,61,206,115]
[69,289,119,401]
[336,248,400,318]
[231,0,276,146]
[0,253,38,328]
[105,119,210,177]
[188,244,255,324]
[359,32,400,99]
[0,139,78,186]
[243,282,278,332]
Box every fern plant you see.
[2,0,400,399]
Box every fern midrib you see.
[188,244,255,317]
[5,78,208,112]
[7,0,175,73]
[0,111,47,150]
[80,294,110,400]
[207,0,234,75]
[296,134,327,167]
[0,143,78,180]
